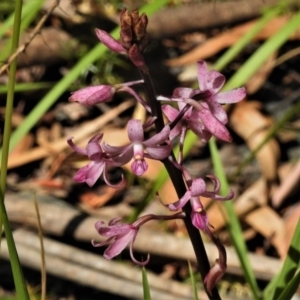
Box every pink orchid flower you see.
[92,213,184,265]
[67,134,124,188]
[103,119,171,176]
[159,60,246,142]
[92,218,149,265]
[168,175,233,212]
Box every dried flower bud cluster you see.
[120,9,148,51]
[67,8,246,295]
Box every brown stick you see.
[1,229,202,300]
[5,191,282,280]
[147,0,300,39]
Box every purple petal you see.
[169,126,182,140]
[103,230,136,259]
[108,218,123,226]
[206,175,220,192]
[95,221,105,232]
[197,107,232,142]
[92,236,114,248]
[206,70,225,93]
[67,137,87,155]
[162,105,183,139]
[215,87,246,104]
[162,104,179,121]
[86,134,104,160]
[204,262,226,295]
[197,61,208,91]
[191,210,208,230]
[99,223,134,237]
[95,29,126,53]
[131,159,148,176]
[103,168,125,188]
[127,119,144,142]
[189,178,207,197]
[143,126,170,146]
[110,147,133,165]
[173,87,194,98]
[85,161,105,187]
[129,230,150,266]
[102,143,129,156]
[73,162,93,182]
[146,144,171,160]
[168,191,191,211]
[205,189,234,201]
[205,101,228,124]
[188,113,212,142]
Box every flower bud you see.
[69,85,116,106]
[204,259,226,295]
[128,44,146,69]
[120,8,148,52]
[94,29,126,54]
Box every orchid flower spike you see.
[67,134,125,188]
[103,119,171,176]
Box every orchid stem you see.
[138,67,221,300]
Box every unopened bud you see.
[69,85,116,106]
[204,259,226,295]
[95,29,126,54]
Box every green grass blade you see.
[234,98,300,178]
[276,270,300,300]
[142,267,151,300]
[0,0,45,64]
[209,138,261,300]
[0,0,38,39]
[263,218,300,299]
[0,82,53,93]
[188,260,199,300]
[225,9,300,90]
[214,5,283,72]
[0,0,30,298]
[1,0,170,157]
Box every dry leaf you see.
[166,15,298,66]
[230,101,280,182]
[246,52,277,94]
[282,203,300,249]
[244,206,287,258]
[79,185,118,208]
[7,100,133,169]
[272,160,300,207]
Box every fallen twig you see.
[1,229,200,300]
[5,191,282,281]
